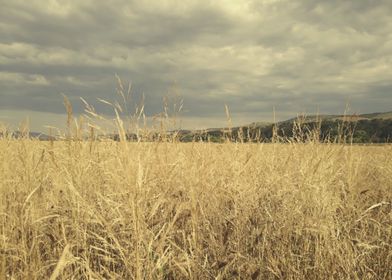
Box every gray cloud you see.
[1,0,391,131]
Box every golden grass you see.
[0,138,391,279]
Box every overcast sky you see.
[1,0,391,131]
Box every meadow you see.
[0,136,391,279]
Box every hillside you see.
[283,111,392,123]
[2,111,391,143]
[179,111,392,143]
[0,131,55,141]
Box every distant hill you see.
[179,111,392,143]
[0,131,56,141]
[283,111,392,123]
[1,111,391,143]
[354,111,392,120]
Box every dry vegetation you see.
[1,86,391,279]
[1,137,391,279]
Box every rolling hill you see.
[179,111,392,143]
[2,111,391,143]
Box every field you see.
[0,139,391,279]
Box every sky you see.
[1,0,391,131]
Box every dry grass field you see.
[0,136,391,279]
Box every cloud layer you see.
[1,0,391,130]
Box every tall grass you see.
[0,87,391,279]
[1,135,391,279]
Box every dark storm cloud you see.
[1,0,391,130]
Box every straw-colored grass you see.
[0,137,391,279]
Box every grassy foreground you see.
[0,139,391,279]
